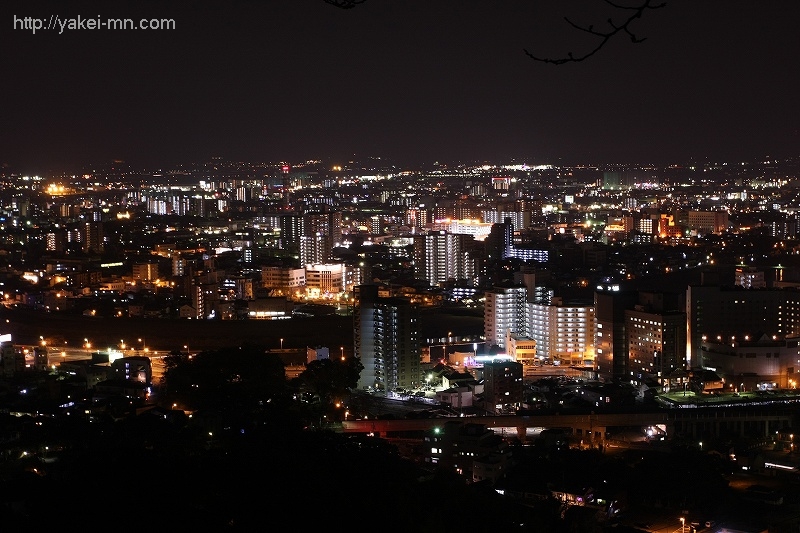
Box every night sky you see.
[2,0,799,173]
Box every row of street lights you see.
[44,336,349,360]
[276,338,347,361]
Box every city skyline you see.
[2,0,799,174]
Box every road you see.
[22,344,171,386]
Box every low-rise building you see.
[423,420,511,482]
[700,334,799,390]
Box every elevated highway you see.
[337,405,797,445]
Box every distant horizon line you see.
[4,153,799,176]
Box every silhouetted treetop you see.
[162,344,290,410]
[323,0,366,9]
[322,0,667,64]
[524,0,666,64]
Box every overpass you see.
[337,405,797,446]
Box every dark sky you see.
[2,0,799,173]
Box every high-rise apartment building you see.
[83,221,104,253]
[279,213,302,256]
[191,267,219,320]
[413,231,474,287]
[483,285,528,350]
[482,210,530,231]
[528,297,595,367]
[45,230,66,253]
[354,284,420,392]
[172,253,187,277]
[300,210,343,265]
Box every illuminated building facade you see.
[626,306,686,385]
[700,335,800,390]
[688,210,729,236]
[412,231,474,287]
[528,297,595,367]
[483,285,528,349]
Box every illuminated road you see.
[24,345,171,386]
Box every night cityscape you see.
[3,1,800,532]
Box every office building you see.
[626,305,686,385]
[688,210,729,236]
[686,280,800,367]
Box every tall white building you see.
[484,285,597,367]
[528,297,595,366]
[483,286,528,350]
[413,231,474,287]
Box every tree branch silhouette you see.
[524,0,666,65]
[323,0,366,8]
[321,0,666,64]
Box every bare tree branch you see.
[323,0,367,8]
[524,0,666,65]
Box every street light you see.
[280,338,284,350]
[340,346,345,361]
[680,517,685,533]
